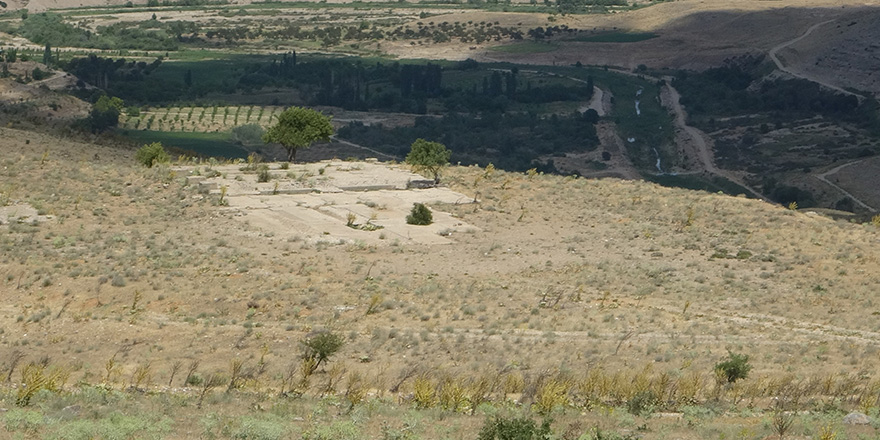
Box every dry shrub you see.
[413,375,436,409]
[534,378,570,415]
[438,376,468,412]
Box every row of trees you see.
[64,53,594,116]
[338,109,600,172]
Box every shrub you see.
[626,390,657,416]
[135,142,169,168]
[301,330,344,374]
[477,416,552,440]
[257,166,271,183]
[406,203,433,226]
[714,351,751,383]
[412,375,436,409]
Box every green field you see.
[124,130,247,159]
[489,41,559,54]
[573,32,658,43]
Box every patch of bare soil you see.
[180,160,478,245]
[0,61,89,121]
[0,202,54,225]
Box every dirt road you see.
[768,19,866,100]
[661,81,770,201]
[579,86,606,116]
[331,136,401,161]
[815,160,876,211]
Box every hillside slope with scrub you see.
[1,130,880,438]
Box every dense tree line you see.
[65,55,162,89]
[674,61,874,127]
[338,110,600,172]
[15,12,182,50]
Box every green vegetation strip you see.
[647,174,754,197]
[573,32,658,43]
[124,130,247,159]
[489,42,559,54]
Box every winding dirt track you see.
[661,82,770,201]
[815,160,876,211]
[768,19,866,100]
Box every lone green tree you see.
[406,139,451,184]
[88,95,124,132]
[262,106,333,163]
[301,330,345,374]
[714,351,752,383]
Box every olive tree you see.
[262,107,333,163]
[405,138,451,184]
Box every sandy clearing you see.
[178,160,478,245]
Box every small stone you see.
[843,411,871,425]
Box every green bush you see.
[477,416,552,440]
[135,142,169,168]
[232,415,286,440]
[714,351,751,383]
[301,330,345,374]
[625,390,657,416]
[406,203,433,226]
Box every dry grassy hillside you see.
[3,127,880,378]
[2,128,880,437]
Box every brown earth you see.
[3,127,880,397]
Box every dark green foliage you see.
[65,55,162,90]
[675,58,870,125]
[405,139,450,183]
[406,203,433,226]
[714,351,752,384]
[647,174,754,198]
[31,67,47,81]
[230,124,265,147]
[17,13,91,48]
[262,107,333,162]
[17,12,178,50]
[339,110,598,173]
[762,178,816,208]
[477,416,552,440]
[135,142,170,167]
[625,390,657,416]
[88,95,124,132]
[301,330,345,374]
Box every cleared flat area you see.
[178,160,478,245]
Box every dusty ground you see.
[2,127,880,394]
[182,160,478,245]
[0,60,90,123]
